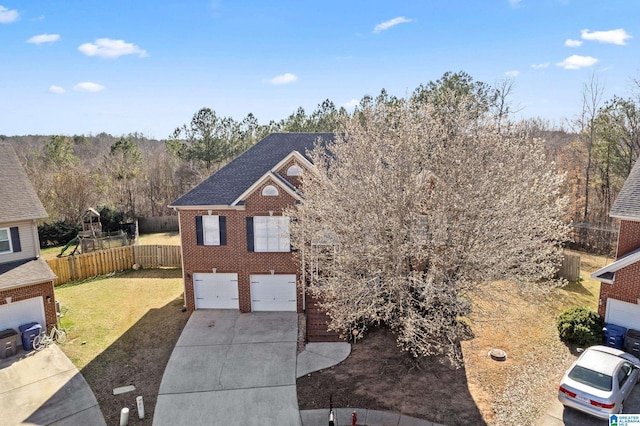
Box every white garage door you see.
[606,298,640,330]
[0,297,46,334]
[250,274,297,312]
[193,273,239,309]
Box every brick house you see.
[170,133,335,320]
[592,158,640,329]
[0,143,58,336]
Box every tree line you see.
[2,71,639,253]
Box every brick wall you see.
[180,177,302,313]
[599,219,640,317]
[0,281,57,330]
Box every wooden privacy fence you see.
[138,216,179,234]
[558,252,581,282]
[48,245,182,286]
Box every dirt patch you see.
[297,327,485,426]
[79,295,189,425]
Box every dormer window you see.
[0,228,11,253]
[262,185,279,196]
[287,165,302,176]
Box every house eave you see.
[610,213,640,221]
[230,171,303,206]
[590,247,640,282]
[167,204,246,211]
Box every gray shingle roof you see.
[0,143,48,222]
[169,133,334,207]
[0,257,57,290]
[611,158,640,220]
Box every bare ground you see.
[78,292,188,425]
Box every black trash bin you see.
[0,329,18,358]
[625,328,640,356]
[603,324,627,349]
[18,322,41,351]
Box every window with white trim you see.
[203,215,220,245]
[287,165,302,176]
[262,185,279,196]
[253,216,290,252]
[0,228,10,253]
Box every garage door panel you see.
[0,297,46,333]
[250,274,296,312]
[606,299,640,330]
[194,273,239,310]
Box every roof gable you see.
[169,133,333,208]
[591,246,640,284]
[0,143,48,222]
[611,157,640,220]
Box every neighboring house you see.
[169,133,334,320]
[0,143,57,337]
[592,158,640,330]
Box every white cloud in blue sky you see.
[268,73,298,85]
[342,99,359,109]
[78,38,148,58]
[0,5,18,23]
[1,1,638,137]
[27,34,60,44]
[531,62,550,69]
[581,28,631,45]
[505,70,520,77]
[73,82,105,92]
[373,17,412,34]
[565,39,582,47]
[556,55,599,70]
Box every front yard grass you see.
[55,268,188,425]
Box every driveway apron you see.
[154,310,300,426]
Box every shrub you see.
[557,306,605,346]
[38,221,80,248]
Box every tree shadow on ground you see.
[79,293,188,425]
[297,327,486,425]
[26,293,189,425]
[560,280,594,296]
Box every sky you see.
[1,0,638,139]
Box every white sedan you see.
[558,345,640,419]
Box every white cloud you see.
[556,55,599,70]
[508,0,522,7]
[73,82,105,92]
[78,38,148,58]
[531,62,550,69]
[505,70,520,77]
[268,73,298,85]
[0,5,18,23]
[342,99,359,109]
[565,39,582,47]
[581,28,631,45]
[27,34,60,44]
[49,85,65,94]
[373,17,412,34]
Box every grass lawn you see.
[55,268,188,425]
[459,250,607,424]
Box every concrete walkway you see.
[154,310,301,426]
[300,408,441,426]
[0,344,105,425]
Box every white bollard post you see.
[136,395,145,419]
[119,407,129,426]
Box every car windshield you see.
[568,365,612,392]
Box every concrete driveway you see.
[537,383,640,425]
[0,344,105,425]
[154,310,300,426]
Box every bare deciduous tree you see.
[288,99,569,366]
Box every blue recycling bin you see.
[603,323,627,349]
[18,322,41,351]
